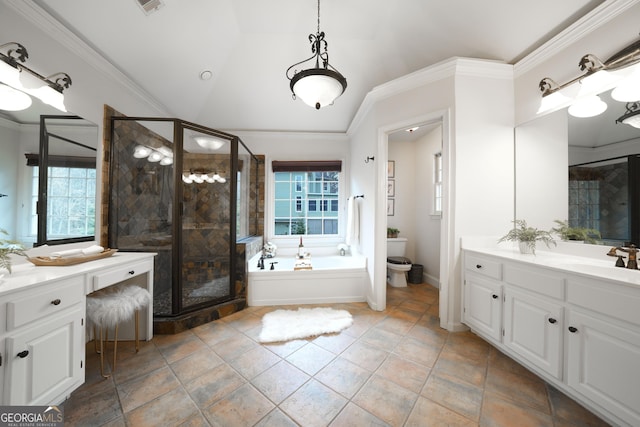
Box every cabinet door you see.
[4,306,84,405]
[463,273,502,342]
[503,287,563,378]
[567,309,640,427]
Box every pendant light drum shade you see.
[290,68,347,110]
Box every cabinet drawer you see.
[567,276,640,326]
[7,276,84,331]
[503,264,564,300]
[91,260,150,292]
[465,254,502,280]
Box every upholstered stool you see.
[87,285,151,378]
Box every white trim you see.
[514,0,638,77]
[348,58,510,137]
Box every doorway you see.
[386,122,443,290]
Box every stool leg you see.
[135,310,140,353]
[98,326,110,379]
[112,323,119,373]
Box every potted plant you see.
[0,228,25,274]
[387,227,399,238]
[498,220,556,254]
[552,220,601,244]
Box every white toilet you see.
[387,237,412,287]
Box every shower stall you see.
[108,117,260,331]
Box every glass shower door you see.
[179,127,234,310]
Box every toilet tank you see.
[387,237,408,256]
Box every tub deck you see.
[247,253,367,306]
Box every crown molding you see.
[514,0,637,77]
[5,0,170,117]
[348,58,511,136]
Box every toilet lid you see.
[387,256,411,265]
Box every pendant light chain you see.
[317,0,321,35]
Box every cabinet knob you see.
[128,270,135,275]
[476,264,482,269]
[51,299,61,306]
[568,326,578,333]
[17,350,29,358]
[492,294,499,299]
[548,318,557,324]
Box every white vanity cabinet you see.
[0,276,85,405]
[462,248,640,427]
[463,254,503,342]
[565,275,640,425]
[0,252,155,405]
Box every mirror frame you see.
[36,114,97,246]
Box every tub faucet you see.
[270,261,278,270]
[257,256,265,270]
[607,245,638,269]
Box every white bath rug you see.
[258,307,353,343]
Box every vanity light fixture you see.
[285,0,347,110]
[133,144,173,165]
[616,102,640,129]
[537,36,640,117]
[0,42,72,112]
[181,170,226,184]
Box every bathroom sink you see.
[549,261,640,282]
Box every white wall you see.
[387,140,416,257]
[0,119,21,238]
[515,109,568,229]
[415,127,442,286]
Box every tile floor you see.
[63,283,611,426]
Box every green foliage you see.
[498,220,556,254]
[0,229,26,273]
[387,227,399,237]
[291,219,306,235]
[552,220,601,244]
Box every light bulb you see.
[133,145,152,158]
[568,95,607,118]
[147,151,163,162]
[0,84,32,111]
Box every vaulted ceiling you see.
[25,1,604,133]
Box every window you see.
[434,152,442,214]
[272,161,341,236]
[32,166,96,239]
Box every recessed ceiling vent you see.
[136,0,164,15]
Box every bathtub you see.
[247,252,367,306]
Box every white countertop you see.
[0,252,156,296]
[464,244,640,286]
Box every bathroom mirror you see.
[515,88,640,244]
[0,102,98,247]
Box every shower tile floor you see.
[63,283,610,426]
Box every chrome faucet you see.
[607,245,639,269]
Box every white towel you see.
[346,196,360,247]
[82,245,104,255]
[50,248,83,258]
